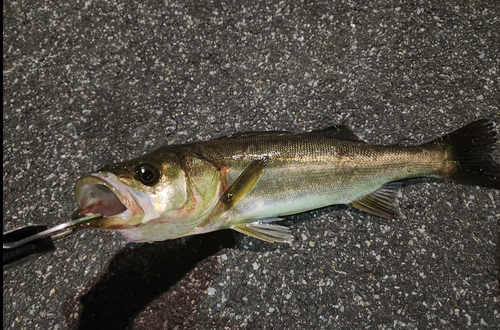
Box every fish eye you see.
[134,164,160,186]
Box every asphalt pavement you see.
[3,0,500,329]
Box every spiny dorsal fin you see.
[233,222,294,243]
[311,125,366,143]
[351,182,404,219]
[220,157,268,210]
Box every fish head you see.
[73,153,189,232]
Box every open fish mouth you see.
[73,173,147,228]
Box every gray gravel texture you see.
[3,0,500,329]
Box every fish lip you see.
[74,173,145,222]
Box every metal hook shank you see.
[3,214,103,249]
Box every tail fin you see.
[425,119,500,189]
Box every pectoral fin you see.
[351,182,404,219]
[196,157,269,230]
[221,157,268,210]
[233,222,294,243]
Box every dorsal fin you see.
[215,131,290,140]
[311,125,366,142]
[212,125,364,142]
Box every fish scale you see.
[215,140,443,223]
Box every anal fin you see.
[351,182,404,219]
[233,222,294,243]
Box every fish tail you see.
[426,119,500,189]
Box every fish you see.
[73,119,500,243]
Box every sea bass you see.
[73,119,500,243]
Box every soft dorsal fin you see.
[351,182,404,219]
[312,125,366,143]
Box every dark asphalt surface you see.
[3,0,500,329]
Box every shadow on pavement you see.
[496,216,500,297]
[64,230,236,330]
